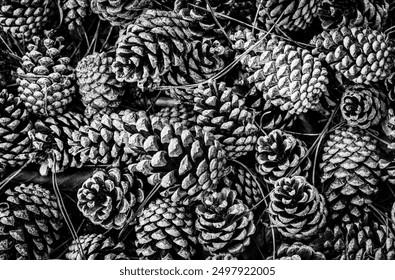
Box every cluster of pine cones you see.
[1,0,395,260]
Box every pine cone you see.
[311,25,394,85]
[193,82,258,159]
[269,176,327,241]
[318,0,389,30]
[206,253,237,260]
[0,0,56,43]
[257,0,322,32]
[274,242,325,260]
[151,104,196,130]
[91,0,151,26]
[255,129,311,187]
[320,125,380,224]
[77,167,144,230]
[196,188,256,256]
[112,10,226,99]
[0,183,63,260]
[231,29,329,115]
[32,111,88,175]
[16,31,76,116]
[0,89,33,172]
[65,233,129,260]
[63,0,90,30]
[340,85,387,129]
[76,52,125,118]
[135,197,197,260]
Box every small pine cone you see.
[318,0,389,30]
[311,25,394,85]
[77,167,144,230]
[269,176,327,241]
[151,104,196,130]
[320,125,380,224]
[135,197,197,260]
[65,233,129,260]
[206,253,238,260]
[0,89,33,171]
[257,0,321,32]
[341,85,387,129]
[231,29,329,115]
[0,183,63,260]
[69,110,147,166]
[76,52,125,118]
[91,0,151,26]
[63,0,90,30]
[196,188,256,256]
[193,82,258,159]
[32,111,88,175]
[255,129,311,187]
[275,242,325,260]
[16,32,76,116]
[0,0,56,43]
[222,166,263,208]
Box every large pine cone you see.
[231,29,329,115]
[193,82,258,159]
[255,129,311,187]
[195,188,256,257]
[128,117,227,205]
[311,25,394,85]
[16,32,76,116]
[76,52,125,118]
[0,0,56,43]
[269,176,327,241]
[0,183,63,260]
[273,242,325,260]
[340,85,387,129]
[77,167,144,230]
[65,233,129,260]
[135,197,197,260]
[63,0,90,30]
[257,0,322,32]
[32,111,88,175]
[320,125,380,224]
[0,89,33,172]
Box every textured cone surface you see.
[340,85,387,129]
[196,188,256,256]
[0,89,33,170]
[128,117,227,205]
[257,0,321,32]
[112,9,226,99]
[222,166,263,208]
[193,82,258,159]
[69,110,147,166]
[91,0,151,26]
[0,183,63,260]
[255,129,311,187]
[318,0,389,30]
[152,104,197,130]
[77,167,144,230]
[76,52,125,118]
[320,125,380,224]
[206,253,237,260]
[32,111,88,174]
[231,28,329,115]
[16,32,76,116]
[65,233,129,260]
[0,0,56,43]
[63,0,90,30]
[135,197,197,260]
[311,25,394,84]
[269,176,327,241]
[274,242,325,260]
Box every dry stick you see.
[204,0,232,45]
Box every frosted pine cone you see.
[255,129,311,187]
[135,197,197,260]
[196,188,256,256]
[269,176,327,241]
[76,52,125,118]
[311,25,394,84]
[0,183,63,260]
